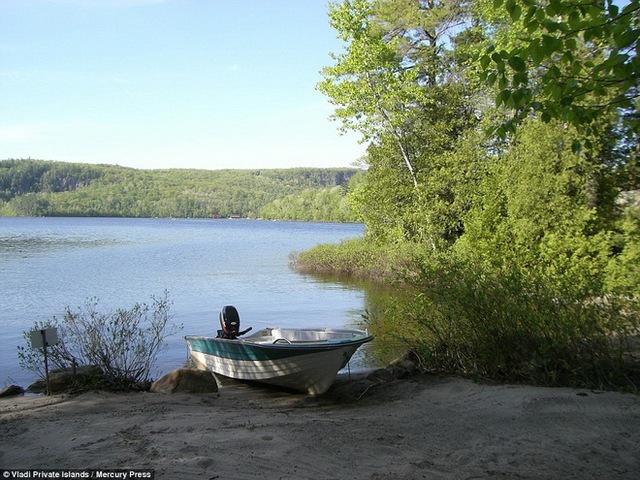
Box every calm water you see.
[0,217,370,387]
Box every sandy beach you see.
[1,373,639,479]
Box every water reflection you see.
[0,234,118,258]
[301,271,411,369]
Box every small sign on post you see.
[29,327,59,395]
[29,327,59,349]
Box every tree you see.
[0,159,360,220]
[312,0,640,390]
[319,0,423,187]
[455,119,614,294]
[319,0,480,245]
[606,204,640,296]
[479,0,639,147]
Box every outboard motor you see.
[217,305,252,339]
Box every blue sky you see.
[1,0,365,170]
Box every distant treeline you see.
[0,159,363,221]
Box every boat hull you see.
[185,328,373,395]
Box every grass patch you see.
[291,237,420,283]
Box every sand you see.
[0,373,639,479]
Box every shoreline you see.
[1,373,639,479]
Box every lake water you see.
[0,217,371,388]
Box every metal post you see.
[41,329,51,396]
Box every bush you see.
[606,206,640,297]
[385,255,640,391]
[18,292,182,390]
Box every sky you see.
[1,0,366,171]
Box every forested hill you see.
[0,159,362,221]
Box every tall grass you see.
[291,237,420,283]
[386,257,640,390]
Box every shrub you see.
[376,255,640,391]
[18,292,182,390]
[606,206,640,297]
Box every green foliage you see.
[456,119,614,295]
[293,236,421,282]
[346,142,418,243]
[606,205,640,296]
[18,292,182,390]
[320,0,481,244]
[348,126,485,247]
[388,255,640,390]
[259,185,358,222]
[479,0,640,144]
[310,0,640,390]
[0,159,360,220]
[319,0,424,186]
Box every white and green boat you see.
[184,306,373,396]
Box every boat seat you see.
[272,338,329,344]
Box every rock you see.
[27,366,105,394]
[367,367,396,383]
[27,379,45,394]
[366,358,419,383]
[0,385,25,397]
[150,369,218,394]
[396,360,417,377]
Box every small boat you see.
[184,306,373,395]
